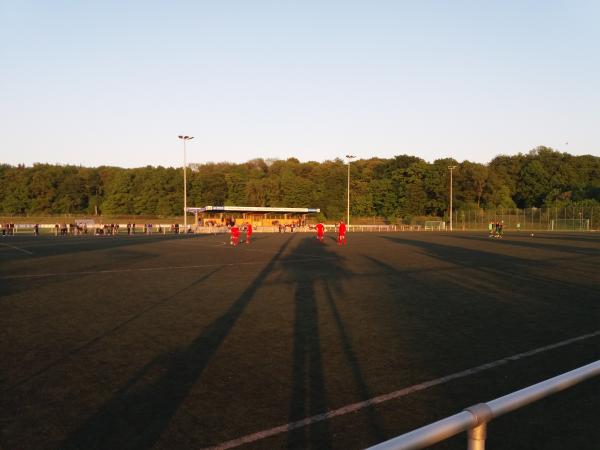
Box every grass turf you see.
[1,231,599,450]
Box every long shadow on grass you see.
[3,265,225,393]
[378,235,600,350]
[0,234,216,298]
[450,233,600,258]
[526,233,600,244]
[360,250,600,449]
[0,249,160,299]
[283,236,384,449]
[321,282,386,442]
[58,236,294,450]
[0,233,204,261]
[381,235,600,298]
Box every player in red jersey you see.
[245,223,253,244]
[315,222,325,242]
[230,224,240,246]
[337,220,347,245]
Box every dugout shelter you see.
[186,206,320,228]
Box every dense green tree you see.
[1,166,31,214]
[1,148,599,219]
[101,170,135,215]
[29,165,59,213]
[456,162,488,208]
[370,178,399,218]
[225,166,249,206]
[54,167,86,213]
[188,163,228,206]
[516,160,551,207]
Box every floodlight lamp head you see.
[346,154,356,159]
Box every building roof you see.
[186,206,320,214]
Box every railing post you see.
[464,403,493,450]
[467,423,487,450]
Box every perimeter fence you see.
[2,206,599,234]
[447,206,599,231]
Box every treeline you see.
[1,147,599,220]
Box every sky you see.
[1,0,599,168]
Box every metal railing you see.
[367,360,600,450]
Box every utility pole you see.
[178,135,194,233]
[448,165,457,231]
[346,155,356,225]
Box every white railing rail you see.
[367,360,600,450]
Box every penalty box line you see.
[0,255,338,280]
[0,242,34,255]
[177,234,336,260]
[202,330,600,450]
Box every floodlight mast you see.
[346,155,356,225]
[179,136,194,232]
[448,165,457,231]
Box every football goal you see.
[549,218,590,231]
[424,221,446,231]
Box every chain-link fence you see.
[2,208,599,232]
[450,206,599,231]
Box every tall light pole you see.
[179,135,194,232]
[448,165,457,231]
[345,155,356,225]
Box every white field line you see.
[222,242,339,259]
[0,233,193,250]
[0,256,338,280]
[169,234,331,259]
[202,330,600,450]
[0,242,34,255]
[2,233,259,252]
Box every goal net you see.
[424,221,446,231]
[549,219,590,231]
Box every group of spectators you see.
[278,223,297,233]
[1,222,194,237]
[55,223,88,236]
[126,223,191,235]
[2,223,40,236]
[1,223,17,236]
[45,223,190,236]
[488,220,504,238]
[102,223,159,235]
[95,223,186,235]
[94,224,120,235]
[277,220,303,233]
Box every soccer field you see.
[1,232,599,450]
